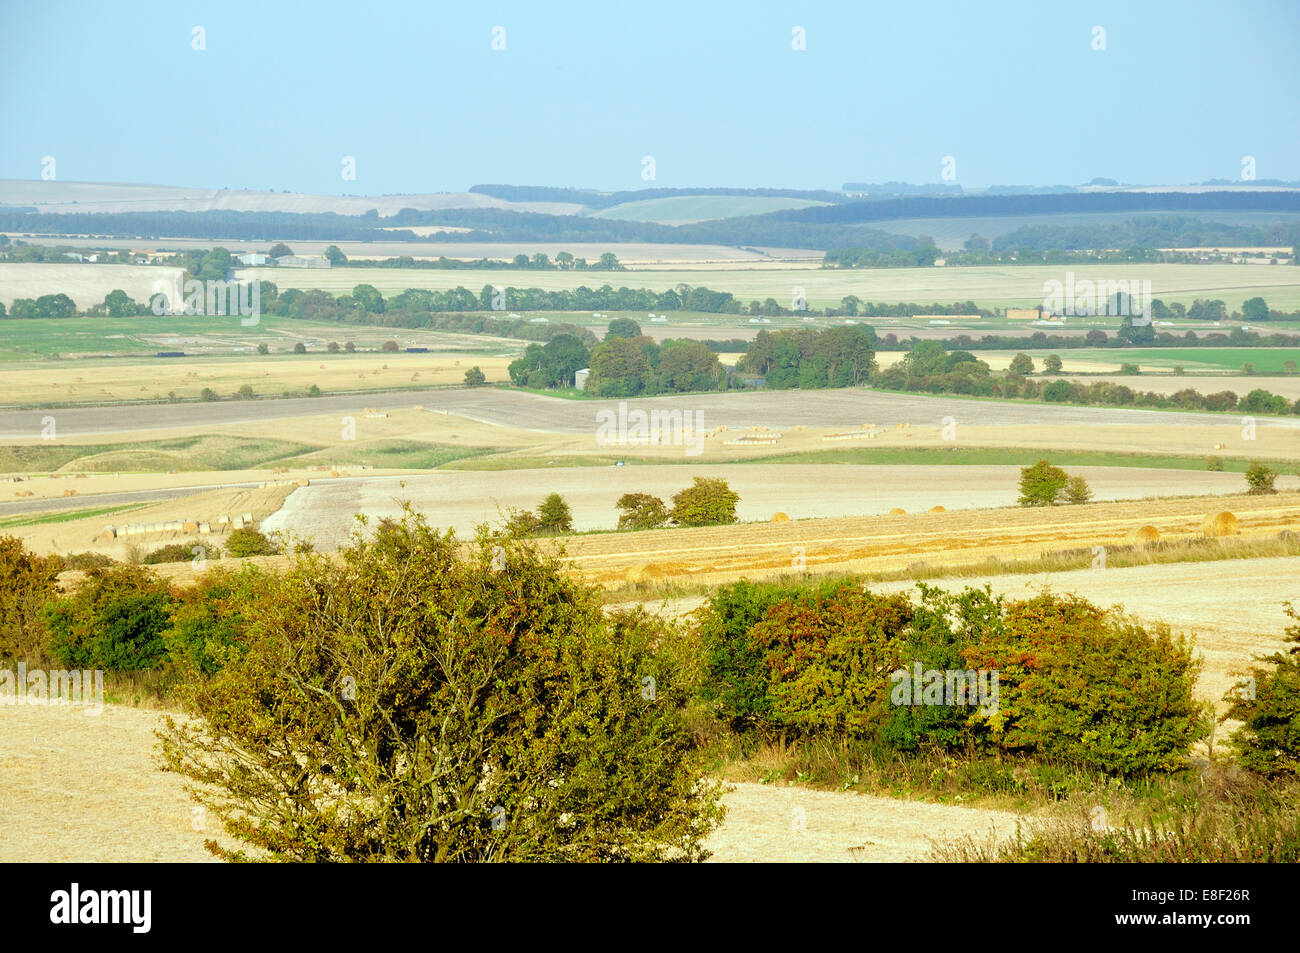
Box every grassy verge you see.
[740,445,1300,472]
[0,502,151,529]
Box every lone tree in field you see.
[616,493,669,530]
[463,366,486,387]
[1007,353,1034,376]
[535,493,574,535]
[670,477,740,526]
[1043,354,1063,375]
[1018,460,1070,506]
[1063,475,1093,505]
[158,510,722,861]
[1245,461,1278,495]
[381,340,400,353]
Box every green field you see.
[1053,348,1300,373]
[590,195,830,223]
[239,262,1300,312]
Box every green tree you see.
[0,535,61,663]
[616,493,669,530]
[225,527,281,558]
[535,493,573,535]
[606,317,643,339]
[268,243,293,259]
[352,284,385,314]
[381,340,400,353]
[324,245,348,266]
[1043,354,1063,374]
[1018,460,1069,506]
[1225,603,1300,776]
[43,565,175,672]
[1063,475,1093,504]
[463,366,486,387]
[157,511,721,861]
[670,477,740,527]
[256,343,269,355]
[103,289,138,317]
[1241,297,1270,323]
[1007,353,1035,376]
[1245,461,1278,495]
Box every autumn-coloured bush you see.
[962,594,1207,775]
[0,535,62,664]
[749,583,912,737]
[616,492,669,530]
[159,510,721,861]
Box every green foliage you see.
[962,594,1208,775]
[1062,475,1093,504]
[43,565,175,672]
[606,317,643,339]
[670,477,739,527]
[463,365,486,387]
[1206,455,1225,471]
[616,493,669,530]
[224,527,280,558]
[535,493,573,535]
[1226,604,1300,776]
[750,584,912,737]
[165,568,260,677]
[1246,461,1278,494]
[143,541,214,565]
[158,511,722,861]
[0,535,61,663]
[1007,352,1034,376]
[1042,354,1063,374]
[1018,459,1069,506]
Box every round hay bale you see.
[770,511,790,522]
[624,563,665,584]
[1133,524,1161,544]
[928,505,946,513]
[1202,511,1239,537]
[889,507,906,515]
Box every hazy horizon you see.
[3,0,1298,196]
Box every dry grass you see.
[1203,510,1240,536]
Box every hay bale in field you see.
[928,505,946,513]
[624,563,662,584]
[770,512,790,522]
[183,521,198,532]
[1133,525,1161,544]
[889,507,906,515]
[1203,511,1239,537]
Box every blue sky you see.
[2,0,1297,194]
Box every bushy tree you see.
[616,493,669,530]
[1246,461,1278,495]
[1018,460,1069,506]
[43,565,175,671]
[224,527,280,558]
[670,477,739,526]
[1007,353,1034,376]
[1063,475,1093,504]
[1226,604,1300,776]
[158,512,722,861]
[535,493,573,535]
[463,366,486,387]
[0,535,61,663]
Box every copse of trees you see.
[736,324,877,389]
[583,336,725,397]
[1018,460,1092,506]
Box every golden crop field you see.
[238,262,1300,310]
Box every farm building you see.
[272,255,330,268]
[236,253,268,266]
[574,368,590,391]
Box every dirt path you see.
[0,703,1017,863]
[704,781,1019,862]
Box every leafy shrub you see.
[0,535,62,663]
[1018,460,1069,506]
[694,577,853,727]
[144,541,214,564]
[535,493,573,535]
[670,477,739,526]
[616,492,669,530]
[962,594,1208,775]
[1246,461,1278,495]
[43,565,176,671]
[1225,603,1300,776]
[1206,455,1225,471]
[463,366,486,387]
[1062,475,1093,504]
[749,584,912,738]
[166,568,261,677]
[159,511,722,861]
[224,527,280,558]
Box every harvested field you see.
[0,702,1019,863]
[258,465,1286,551]
[0,264,185,310]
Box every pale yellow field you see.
[0,263,184,310]
[0,353,513,405]
[239,262,1300,310]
